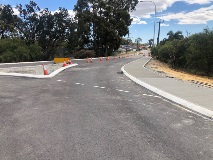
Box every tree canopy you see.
[154,29,213,76]
[74,0,138,56]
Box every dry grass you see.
[146,59,213,89]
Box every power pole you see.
[157,19,164,45]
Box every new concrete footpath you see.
[122,56,213,119]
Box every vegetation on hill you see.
[153,28,213,77]
[0,0,138,62]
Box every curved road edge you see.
[121,58,213,119]
[0,63,78,78]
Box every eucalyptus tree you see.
[74,0,138,55]
[67,21,78,52]
[16,1,40,44]
[74,0,92,49]
[0,4,19,39]
[37,7,74,59]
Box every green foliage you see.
[0,4,20,39]
[27,44,44,61]
[16,1,40,44]
[156,28,213,76]
[157,41,173,63]
[0,0,136,60]
[14,1,77,60]
[73,50,95,59]
[0,38,43,62]
[120,38,129,45]
[186,28,213,75]
[74,0,138,56]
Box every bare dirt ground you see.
[146,59,213,89]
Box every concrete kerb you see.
[121,58,213,119]
[0,61,51,65]
[0,63,78,79]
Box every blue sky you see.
[1,0,213,44]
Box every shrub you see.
[73,50,95,59]
[0,39,44,62]
[28,44,44,61]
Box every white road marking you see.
[124,91,130,93]
[100,87,105,89]
[143,94,154,97]
[57,80,62,82]
[154,95,161,98]
[75,83,80,84]
[94,86,99,88]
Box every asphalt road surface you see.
[0,56,212,160]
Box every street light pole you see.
[157,19,164,45]
[139,1,156,47]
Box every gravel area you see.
[0,63,63,75]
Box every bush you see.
[0,39,44,62]
[73,50,95,59]
[28,44,44,61]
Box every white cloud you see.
[131,0,213,18]
[12,7,19,15]
[131,16,147,24]
[158,5,213,24]
[130,0,213,25]
[161,23,170,26]
[67,10,75,17]
[185,0,213,4]
[52,9,75,16]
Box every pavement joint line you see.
[0,63,78,78]
[121,57,213,119]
